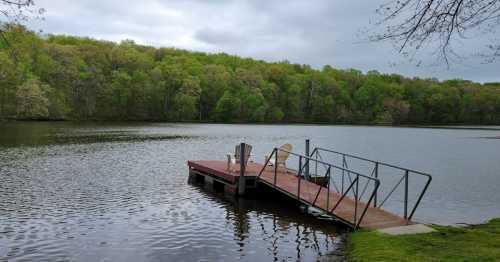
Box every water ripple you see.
[0,122,344,262]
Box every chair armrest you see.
[227,154,236,164]
[265,155,275,166]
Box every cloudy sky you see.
[27,0,500,82]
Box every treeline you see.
[1,24,499,124]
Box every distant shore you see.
[1,119,500,131]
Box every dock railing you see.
[257,147,380,229]
[309,147,432,221]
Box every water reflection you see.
[187,184,345,261]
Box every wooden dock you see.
[188,160,410,229]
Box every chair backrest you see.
[277,143,292,163]
[235,143,253,164]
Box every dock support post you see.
[238,142,246,196]
[305,139,310,179]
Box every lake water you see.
[1,122,499,261]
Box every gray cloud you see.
[26,0,500,82]
[194,28,244,45]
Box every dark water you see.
[1,122,500,261]
[0,122,347,262]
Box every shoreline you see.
[2,119,500,131]
[346,218,500,261]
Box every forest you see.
[1,24,499,124]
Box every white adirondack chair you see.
[227,143,253,171]
[265,143,293,172]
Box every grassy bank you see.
[348,219,500,261]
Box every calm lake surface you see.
[1,122,499,261]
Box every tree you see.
[44,85,69,119]
[267,106,284,122]
[382,98,410,124]
[0,51,19,117]
[214,91,241,122]
[173,75,200,120]
[371,0,500,64]
[199,64,230,120]
[15,76,49,119]
[109,70,133,118]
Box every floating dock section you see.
[187,143,432,230]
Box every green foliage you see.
[215,91,241,122]
[349,219,500,261]
[0,51,19,117]
[15,76,50,119]
[267,106,285,122]
[1,24,499,124]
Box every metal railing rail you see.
[256,148,380,229]
[309,147,432,220]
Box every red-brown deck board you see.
[188,160,410,229]
[187,160,264,183]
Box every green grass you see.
[348,219,500,262]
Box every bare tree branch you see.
[0,0,43,46]
[371,0,500,65]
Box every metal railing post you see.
[326,167,331,211]
[354,175,359,225]
[297,156,302,200]
[305,139,310,179]
[341,155,345,194]
[374,162,379,207]
[356,180,380,229]
[274,149,278,187]
[404,170,409,219]
[315,150,318,178]
[409,174,432,220]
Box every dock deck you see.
[188,160,410,229]
[187,160,263,183]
